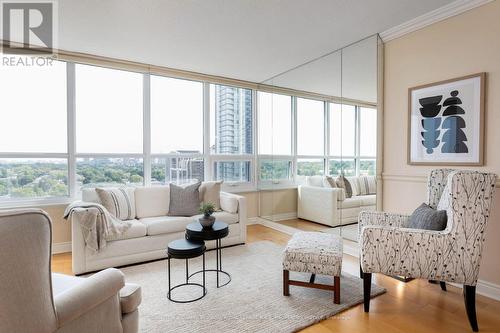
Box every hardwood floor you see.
[52,224,500,333]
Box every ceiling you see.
[58,0,455,82]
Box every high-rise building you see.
[214,85,252,182]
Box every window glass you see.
[76,64,143,153]
[257,92,292,155]
[329,159,355,177]
[0,60,67,153]
[259,159,292,181]
[297,159,324,176]
[152,157,204,185]
[214,161,251,182]
[360,107,377,156]
[359,159,376,176]
[151,76,203,154]
[296,98,324,155]
[0,159,68,198]
[76,158,143,189]
[210,84,253,155]
[330,103,355,156]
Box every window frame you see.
[0,57,377,206]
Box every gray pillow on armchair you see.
[408,203,447,231]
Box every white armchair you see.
[359,169,496,332]
[0,208,141,333]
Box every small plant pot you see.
[198,215,215,229]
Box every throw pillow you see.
[335,175,352,198]
[408,203,447,231]
[358,175,377,195]
[346,176,360,196]
[169,182,202,217]
[96,187,136,220]
[325,176,337,188]
[199,181,223,210]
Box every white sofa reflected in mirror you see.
[297,175,376,227]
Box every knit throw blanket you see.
[64,201,133,252]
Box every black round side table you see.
[166,238,206,303]
[185,221,230,288]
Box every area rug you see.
[120,241,385,333]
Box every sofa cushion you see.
[168,182,202,217]
[135,186,170,218]
[340,196,365,209]
[346,176,360,196]
[325,176,337,188]
[106,219,147,241]
[359,194,377,206]
[96,187,136,220]
[192,211,239,225]
[199,181,223,210]
[140,216,192,235]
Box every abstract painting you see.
[408,73,485,165]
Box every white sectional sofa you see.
[71,185,246,275]
[297,175,376,227]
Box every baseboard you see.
[247,217,260,225]
[450,280,500,301]
[259,212,297,222]
[52,241,71,254]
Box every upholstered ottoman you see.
[283,231,343,303]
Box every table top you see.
[186,221,229,241]
[167,238,206,259]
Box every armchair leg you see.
[464,285,478,332]
[440,281,447,291]
[283,270,290,296]
[361,267,372,312]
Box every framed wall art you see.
[408,73,485,165]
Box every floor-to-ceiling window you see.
[0,57,376,205]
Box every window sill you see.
[0,197,73,209]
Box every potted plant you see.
[198,202,216,228]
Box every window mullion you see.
[203,82,211,181]
[67,62,76,198]
[143,74,151,186]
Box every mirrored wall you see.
[258,35,382,243]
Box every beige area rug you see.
[120,241,385,333]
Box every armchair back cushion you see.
[0,209,58,333]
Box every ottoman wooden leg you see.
[334,276,340,304]
[283,270,290,296]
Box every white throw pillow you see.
[220,195,238,214]
[358,175,377,195]
[346,176,360,196]
[96,187,136,220]
[199,181,223,210]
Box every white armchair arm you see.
[298,185,344,227]
[54,268,125,326]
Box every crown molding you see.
[380,0,494,42]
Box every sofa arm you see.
[297,185,343,226]
[220,191,247,243]
[54,268,125,326]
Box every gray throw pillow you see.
[336,175,353,198]
[408,203,447,231]
[168,182,202,217]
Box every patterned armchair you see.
[359,169,496,332]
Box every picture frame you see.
[407,73,486,166]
